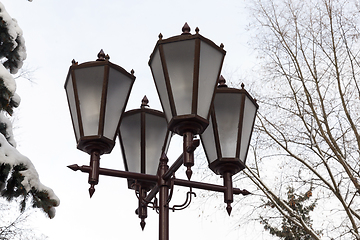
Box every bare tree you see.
[236,0,360,239]
[0,199,47,240]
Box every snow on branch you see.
[0,2,27,75]
[0,123,60,218]
[0,2,59,218]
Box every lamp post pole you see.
[158,155,169,240]
[65,23,258,240]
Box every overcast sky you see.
[0,0,271,239]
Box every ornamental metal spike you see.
[186,167,192,180]
[67,164,80,171]
[97,49,106,61]
[182,22,191,35]
[226,203,232,216]
[240,189,251,196]
[141,95,149,108]
[218,75,227,88]
[140,219,146,230]
[89,184,96,198]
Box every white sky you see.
[0,0,272,239]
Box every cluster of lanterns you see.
[65,23,258,236]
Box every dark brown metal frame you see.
[68,151,250,240]
[148,25,226,136]
[205,84,259,176]
[118,98,171,191]
[65,52,135,155]
[66,26,253,240]
[148,24,226,182]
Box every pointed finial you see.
[220,43,224,49]
[71,59,78,65]
[140,219,146,230]
[67,164,80,171]
[195,27,199,34]
[218,75,228,88]
[89,184,95,198]
[241,83,245,89]
[226,203,232,216]
[182,22,191,35]
[141,95,149,108]
[159,33,163,39]
[131,69,135,75]
[97,49,106,61]
[105,54,110,60]
[240,189,251,195]
[186,167,193,180]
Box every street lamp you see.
[118,96,170,229]
[149,22,226,179]
[66,23,257,240]
[65,50,135,196]
[200,75,258,214]
[119,96,170,189]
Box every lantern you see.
[149,23,226,135]
[201,76,258,175]
[65,50,135,155]
[119,96,170,190]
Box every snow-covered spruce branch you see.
[0,119,60,218]
[0,1,59,218]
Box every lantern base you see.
[169,114,209,135]
[77,136,115,155]
[209,158,245,175]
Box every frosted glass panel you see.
[120,113,141,173]
[104,68,133,140]
[163,40,195,115]
[65,74,80,141]
[150,49,172,122]
[197,41,224,119]
[145,113,168,175]
[239,97,257,162]
[74,66,105,136]
[215,93,242,158]
[200,115,218,164]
